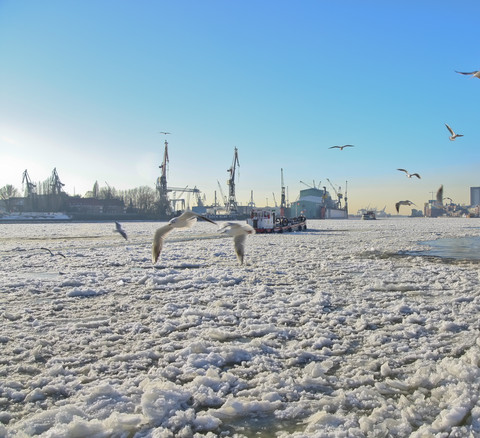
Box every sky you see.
[0,0,479,215]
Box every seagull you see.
[445,124,463,141]
[395,200,415,213]
[218,222,255,265]
[114,221,128,240]
[40,247,66,258]
[152,211,217,263]
[329,145,354,150]
[455,70,480,79]
[436,185,444,206]
[397,168,421,179]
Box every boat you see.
[361,211,376,220]
[246,209,307,233]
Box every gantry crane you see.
[226,147,240,213]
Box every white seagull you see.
[397,168,421,179]
[152,211,217,263]
[114,221,128,240]
[329,145,354,150]
[445,124,463,141]
[455,70,480,79]
[218,222,255,265]
[395,200,415,213]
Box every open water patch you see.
[406,236,480,261]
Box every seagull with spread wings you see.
[445,124,463,141]
[455,70,480,79]
[329,145,354,150]
[397,168,421,179]
[395,200,415,213]
[218,222,255,265]
[152,211,217,263]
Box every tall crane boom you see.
[156,133,171,216]
[326,178,343,208]
[22,169,36,196]
[226,147,240,212]
[280,168,286,216]
[217,180,228,208]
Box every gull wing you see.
[445,124,454,136]
[152,224,174,263]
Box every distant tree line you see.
[0,180,161,214]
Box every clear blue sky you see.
[1,0,479,214]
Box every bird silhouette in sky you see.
[445,124,463,141]
[329,145,354,150]
[397,169,421,179]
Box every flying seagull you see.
[218,222,255,265]
[395,200,415,213]
[397,168,421,179]
[329,145,354,150]
[455,70,480,79]
[445,124,463,141]
[152,211,217,263]
[40,247,66,258]
[436,185,444,206]
[114,221,128,240]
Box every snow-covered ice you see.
[1,218,480,437]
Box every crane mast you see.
[280,168,286,216]
[50,168,65,195]
[22,169,36,197]
[156,134,171,217]
[226,147,239,213]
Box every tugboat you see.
[361,210,377,220]
[246,209,307,233]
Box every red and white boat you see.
[246,209,307,233]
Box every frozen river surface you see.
[1,218,480,437]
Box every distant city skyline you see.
[1,1,479,214]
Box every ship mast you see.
[226,147,239,213]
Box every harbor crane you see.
[22,169,36,196]
[326,178,343,208]
[217,180,228,208]
[226,147,240,213]
[300,180,313,189]
[156,132,171,216]
[280,168,286,216]
[50,168,65,195]
[247,190,255,209]
[272,192,278,208]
